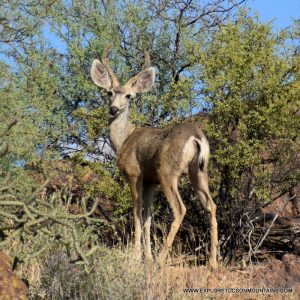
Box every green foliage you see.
[0,0,56,44]
[72,157,132,216]
[193,14,300,204]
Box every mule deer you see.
[91,45,218,269]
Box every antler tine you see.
[101,44,120,87]
[101,43,113,60]
[124,49,152,88]
[144,50,151,68]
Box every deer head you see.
[91,45,155,118]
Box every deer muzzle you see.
[109,106,119,117]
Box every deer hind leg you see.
[189,168,218,270]
[157,176,186,266]
[143,184,155,262]
[128,176,143,258]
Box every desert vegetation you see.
[0,0,299,299]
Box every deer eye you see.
[125,94,132,99]
[107,91,113,97]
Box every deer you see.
[90,45,218,269]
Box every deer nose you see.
[109,106,119,116]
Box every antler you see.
[144,50,151,68]
[124,50,152,88]
[101,44,120,87]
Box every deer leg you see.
[189,169,218,270]
[157,177,186,265]
[128,176,143,257]
[143,184,155,261]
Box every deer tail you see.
[195,136,210,171]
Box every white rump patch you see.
[180,137,199,173]
[180,136,210,174]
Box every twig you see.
[253,214,278,253]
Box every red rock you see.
[0,252,28,300]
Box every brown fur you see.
[118,123,205,183]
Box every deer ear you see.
[91,59,111,90]
[128,67,155,94]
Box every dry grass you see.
[6,245,297,300]
[3,225,298,299]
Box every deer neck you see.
[108,105,135,154]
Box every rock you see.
[263,186,300,219]
[252,257,287,288]
[282,254,300,294]
[282,254,300,281]
[252,255,300,295]
[0,252,28,300]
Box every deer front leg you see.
[143,184,155,262]
[128,176,143,257]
